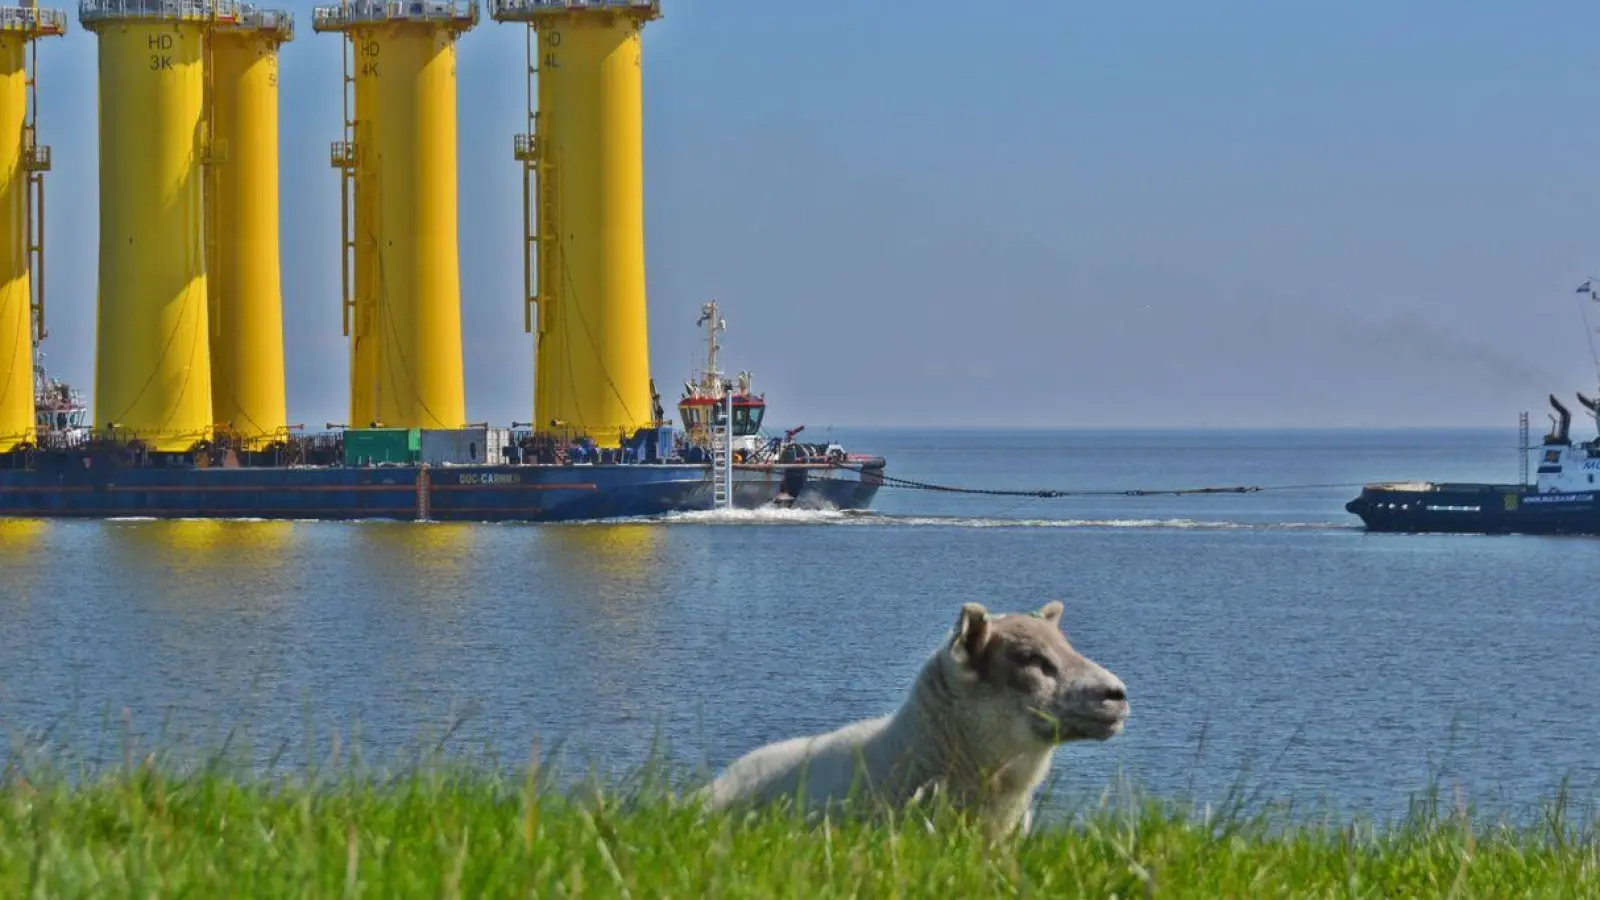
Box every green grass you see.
[3,735,1600,897]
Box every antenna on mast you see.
[1576,279,1600,387]
[696,299,727,394]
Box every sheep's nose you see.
[1089,671,1129,710]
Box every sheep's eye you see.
[1016,651,1057,677]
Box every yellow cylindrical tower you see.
[209,8,293,449]
[491,0,660,448]
[314,0,476,431]
[81,0,214,452]
[0,33,22,452]
[0,5,64,453]
[371,23,469,430]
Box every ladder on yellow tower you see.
[332,30,357,343]
[20,4,63,345]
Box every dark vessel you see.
[0,303,887,522]
[1346,280,1600,535]
[1344,391,1600,535]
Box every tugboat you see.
[1345,280,1600,535]
[31,356,91,448]
[675,300,864,509]
[1344,392,1600,535]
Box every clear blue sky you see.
[30,0,1600,429]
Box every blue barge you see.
[0,458,885,522]
[1,303,886,523]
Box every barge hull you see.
[0,462,885,523]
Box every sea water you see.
[0,426,1591,825]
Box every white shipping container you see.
[485,428,511,466]
[420,428,511,466]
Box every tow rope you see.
[825,462,1368,499]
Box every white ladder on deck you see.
[711,397,733,509]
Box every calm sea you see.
[2,427,1594,825]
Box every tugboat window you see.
[732,405,764,436]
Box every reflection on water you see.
[99,520,300,631]
[102,518,297,577]
[0,519,47,609]
[0,517,46,552]
[541,523,670,631]
[345,521,478,615]
[0,518,46,563]
[140,519,294,557]
[520,524,674,754]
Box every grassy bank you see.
[3,751,1599,897]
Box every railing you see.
[24,143,50,173]
[59,424,220,452]
[488,0,659,18]
[220,4,293,37]
[329,140,356,170]
[311,0,477,30]
[0,6,68,32]
[79,0,237,23]
[512,132,536,162]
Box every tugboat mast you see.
[695,299,727,397]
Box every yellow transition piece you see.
[369,24,467,429]
[529,9,656,447]
[319,2,475,431]
[85,18,213,451]
[209,17,292,448]
[0,33,33,452]
[0,9,63,452]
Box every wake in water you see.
[95,510,1354,532]
[635,507,1355,532]
[87,509,1356,528]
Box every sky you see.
[27,0,1600,429]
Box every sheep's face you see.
[945,601,1129,750]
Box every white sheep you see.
[701,600,1129,838]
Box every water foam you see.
[640,509,1353,531]
[99,510,1355,532]
[655,506,856,526]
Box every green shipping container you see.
[343,428,421,466]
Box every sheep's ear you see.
[1036,601,1064,626]
[952,602,991,665]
